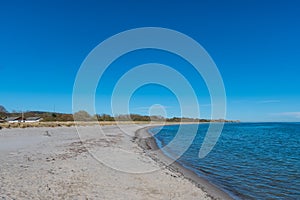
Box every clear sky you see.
[0,0,299,122]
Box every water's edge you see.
[135,125,233,200]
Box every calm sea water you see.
[150,123,300,199]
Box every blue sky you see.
[0,0,299,121]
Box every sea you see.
[149,122,300,199]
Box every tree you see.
[73,110,93,121]
[96,114,114,121]
[0,105,8,113]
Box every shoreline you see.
[135,125,233,200]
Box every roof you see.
[25,117,42,120]
[5,117,22,121]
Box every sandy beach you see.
[0,124,231,200]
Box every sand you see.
[0,124,231,199]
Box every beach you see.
[0,124,230,200]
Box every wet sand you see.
[0,124,231,199]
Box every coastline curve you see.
[135,125,234,200]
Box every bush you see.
[73,110,93,121]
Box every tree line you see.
[0,105,238,122]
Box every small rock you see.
[44,131,51,137]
